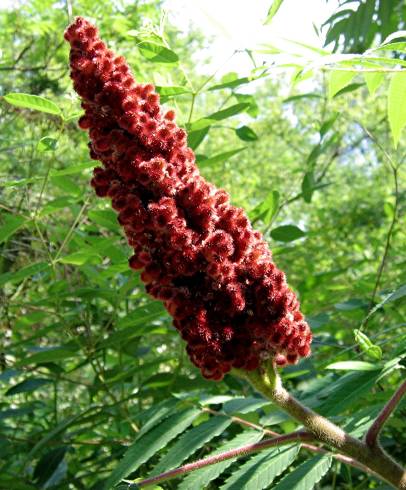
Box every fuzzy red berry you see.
[65,17,312,380]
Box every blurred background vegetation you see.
[0,0,405,489]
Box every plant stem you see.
[240,364,406,489]
[365,379,406,448]
[136,431,312,488]
[202,407,378,478]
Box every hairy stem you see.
[202,407,378,478]
[241,365,406,489]
[365,379,406,448]
[136,431,312,488]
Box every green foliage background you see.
[0,1,405,489]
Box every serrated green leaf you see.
[272,455,332,490]
[4,93,62,116]
[310,371,380,416]
[223,397,270,414]
[326,361,381,371]
[271,225,305,242]
[150,416,231,475]
[179,430,263,490]
[105,408,200,488]
[388,71,406,147]
[220,445,299,490]
[0,214,26,243]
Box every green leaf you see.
[105,408,200,488]
[333,82,364,98]
[354,329,382,361]
[235,126,258,141]
[2,163,94,188]
[155,86,191,97]
[385,284,406,303]
[197,148,246,168]
[234,93,259,117]
[188,127,209,150]
[0,214,26,243]
[208,76,256,91]
[58,250,101,266]
[6,377,52,396]
[28,410,93,457]
[264,0,284,24]
[272,455,332,490]
[334,298,367,311]
[220,445,299,490]
[178,430,263,490]
[301,171,315,203]
[325,361,381,371]
[136,398,181,439]
[250,191,280,224]
[311,371,380,416]
[361,284,406,327]
[283,93,322,103]
[271,225,305,242]
[223,397,270,414]
[388,71,406,147]
[328,70,356,98]
[88,209,119,232]
[37,136,58,152]
[3,93,62,116]
[137,41,178,63]
[33,447,67,487]
[364,71,385,96]
[189,103,250,131]
[150,416,232,475]
[16,347,79,367]
[0,262,50,287]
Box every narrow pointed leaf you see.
[272,455,332,490]
[220,444,299,490]
[4,93,62,116]
[150,416,232,475]
[105,408,200,488]
[388,71,406,147]
[178,430,263,490]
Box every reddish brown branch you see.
[366,379,406,448]
[136,431,312,488]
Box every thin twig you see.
[136,431,312,488]
[357,124,400,311]
[365,379,406,448]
